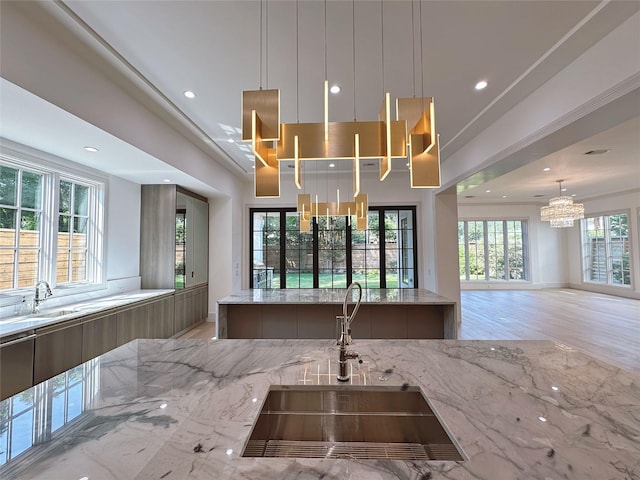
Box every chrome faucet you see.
[337,281,363,382]
[33,280,53,313]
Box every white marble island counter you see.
[2,339,637,479]
[218,288,457,339]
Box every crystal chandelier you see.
[540,180,584,228]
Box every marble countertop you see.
[2,338,637,479]
[0,289,174,338]
[218,288,455,305]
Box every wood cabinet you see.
[34,320,83,384]
[223,303,452,340]
[140,185,208,289]
[174,284,208,335]
[82,312,118,362]
[117,295,176,344]
[1,332,35,400]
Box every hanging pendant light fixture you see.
[540,180,585,228]
[242,1,442,221]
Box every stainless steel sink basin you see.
[242,385,465,461]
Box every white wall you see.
[566,189,640,299]
[106,175,141,284]
[458,203,568,289]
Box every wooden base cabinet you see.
[82,312,118,362]
[174,285,208,335]
[34,321,83,385]
[1,333,35,401]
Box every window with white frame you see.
[0,153,104,293]
[458,219,528,281]
[582,212,631,286]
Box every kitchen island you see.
[1,338,637,479]
[217,288,457,339]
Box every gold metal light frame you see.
[297,193,368,232]
[242,83,441,227]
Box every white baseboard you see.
[568,282,640,300]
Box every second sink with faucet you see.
[33,281,53,313]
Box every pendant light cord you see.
[419,0,424,101]
[324,0,328,81]
[259,0,263,89]
[266,0,269,88]
[381,0,385,95]
[296,0,300,122]
[352,0,356,121]
[411,0,416,97]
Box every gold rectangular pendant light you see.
[294,135,302,189]
[379,92,392,181]
[277,121,406,160]
[242,89,280,141]
[252,111,280,197]
[398,97,441,188]
[353,133,360,197]
[242,83,439,202]
[296,193,368,230]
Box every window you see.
[458,219,528,281]
[0,150,105,294]
[582,212,631,286]
[57,180,91,284]
[0,166,43,289]
[175,209,186,288]
[250,207,418,289]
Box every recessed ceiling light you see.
[83,146,99,152]
[538,416,547,422]
[329,163,335,168]
[475,80,488,90]
[502,195,507,198]
[543,167,551,172]
[184,90,196,99]
[227,138,234,143]
[485,190,491,193]
[330,84,341,94]
[163,179,171,183]
[571,193,576,197]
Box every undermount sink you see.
[242,385,465,461]
[33,309,79,318]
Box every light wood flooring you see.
[179,289,639,375]
[459,288,640,374]
[178,321,217,340]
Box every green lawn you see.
[282,272,398,288]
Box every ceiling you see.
[1,0,639,203]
